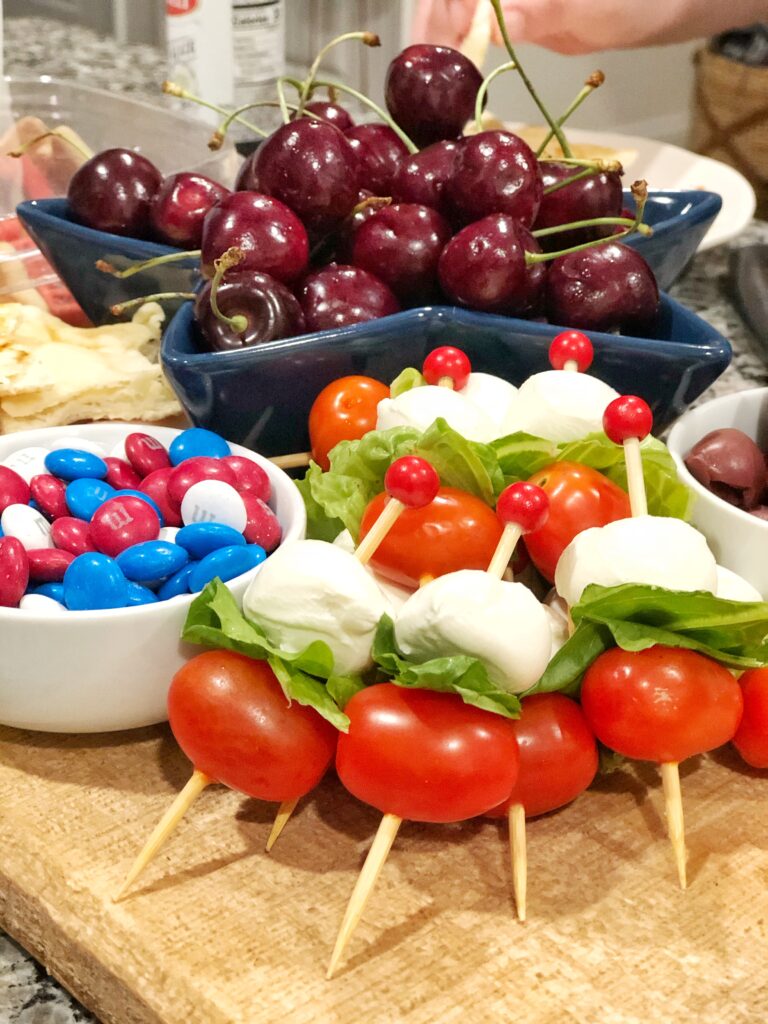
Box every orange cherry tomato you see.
[732,668,768,769]
[358,485,503,587]
[524,461,631,583]
[309,375,389,471]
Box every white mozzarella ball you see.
[460,372,520,437]
[555,516,718,607]
[394,569,552,693]
[2,446,50,483]
[333,529,414,612]
[49,437,107,457]
[243,539,389,675]
[544,590,571,658]
[19,594,67,614]
[376,385,497,442]
[181,480,247,532]
[1,503,54,551]
[514,370,619,442]
[714,565,763,602]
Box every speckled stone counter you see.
[2,13,768,1024]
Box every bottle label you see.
[232,0,285,95]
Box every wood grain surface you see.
[1,724,766,1024]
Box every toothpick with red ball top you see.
[548,330,594,373]
[422,346,472,390]
[354,456,440,565]
[602,395,653,517]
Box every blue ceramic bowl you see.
[161,299,732,458]
[16,198,199,325]
[17,189,721,325]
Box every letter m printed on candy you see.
[101,505,134,531]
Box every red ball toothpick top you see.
[548,330,594,372]
[384,456,440,509]
[422,346,472,390]
[603,395,653,444]
[496,482,549,533]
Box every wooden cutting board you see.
[1,723,767,1024]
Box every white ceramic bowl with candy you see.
[0,423,305,733]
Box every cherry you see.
[351,202,452,304]
[234,151,260,192]
[496,482,549,533]
[200,191,309,283]
[548,330,594,372]
[344,124,409,195]
[195,269,305,351]
[422,346,471,389]
[149,172,230,249]
[385,45,483,148]
[390,140,461,219]
[447,131,543,228]
[298,264,400,332]
[68,147,162,237]
[253,119,360,236]
[334,194,393,263]
[546,242,659,334]
[384,456,440,508]
[603,395,653,444]
[293,100,354,133]
[534,163,623,250]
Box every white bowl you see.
[0,424,306,733]
[667,388,768,598]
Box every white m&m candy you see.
[19,593,68,614]
[180,480,247,533]
[2,447,50,484]
[1,503,54,551]
[49,437,107,458]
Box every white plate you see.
[510,124,757,252]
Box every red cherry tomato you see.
[309,375,390,471]
[732,668,768,769]
[524,461,631,583]
[168,650,338,802]
[581,645,743,763]
[384,455,439,508]
[336,683,520,822]
[603,394,653,444]
[359,486,502,587]
[487,693,598,818]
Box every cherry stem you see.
[474,60,517,128]
[535,71,605,157]
[295,31,380,119]
[6,128,92,161]
[161,81,264,136]
[531,216,648,241]
[110,292,196,316]
[543,165,605,196]
[209,98,327,149]
[489,0,572,159]
[276,76,292,123]
[96,250,200,279]
[209,247,247,335]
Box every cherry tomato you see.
[732,668,768,769]
[486,694,598,818]
[336,683,520,822]
[581,645,743,763]
[524,461,631,582]
[309,375,389,471]
[168,651,338,801]
[358,486,503,587]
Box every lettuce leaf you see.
[182,579,353,730]
[390,367,426,397]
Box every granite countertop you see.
[2,13,768,1024]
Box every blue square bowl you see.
[161,298,732,458]
[17,188,721,325]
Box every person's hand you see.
[411,0,478,52]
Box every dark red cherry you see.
[391,140,461,219]
[194,270,305,351]
[385,45,483,148]
[293,100,355,133]
[546,242,660,333]
[344,124,409,196]
[67,147,162,237]
[253,119,360,236]
[535,162,623,250]
[200,191,309,283]
[351,202,452,304]
[149,172,230,248]
[299,264,400,332]
[447,131,543,228]
[235,151,260,192]
[335,194,393,263]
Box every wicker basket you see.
[690,45,768,219]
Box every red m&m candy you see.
[51,517,96,556]
[139,469,182,528]
[0,536,29,607]
[90,496,161,558]
[0,465,30,513]
[27,548,76,582]
[124,433,171,477]
[30,474,69,520]
[167,457,238,506]
[242,494,282,551]
[223,456,271,502]
[104,457,143,491]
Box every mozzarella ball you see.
[460,372,520,438]
[243,539,389,675]
[555,515,718,607]
[513,370,619,442]
[714,565,763,602]
[376,385,497,442]
[394,569,552,693]
[333,529,414,612]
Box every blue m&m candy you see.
[169,428,231,466]
[45,449,108,481]
[176,522,246,560]
[63,553,129,610]
[32,582,65,603]
[116,541,189,584]
[125,582,159,606]
[189,543,266,593]
[157,562,197,600]
[65,478,116,520]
